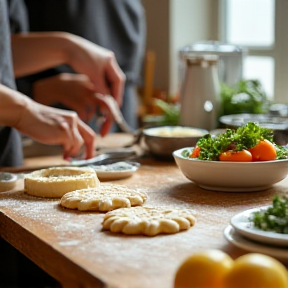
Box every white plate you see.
[92,162,140,181]
[224,225,288,262]
[230,206,288,246]
[173,147,288,192]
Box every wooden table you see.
[0,135,288,288]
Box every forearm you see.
[0,84,30,127]
[11,32,71,78]
[12,31,125,105]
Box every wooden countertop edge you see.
[0,212,105,288]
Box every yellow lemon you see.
[174,249,234,288]
[222,253,288,288]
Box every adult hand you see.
[15,96,96,160]
[33,73,117,136]
[33,73,97,121]
[66,34,125,107]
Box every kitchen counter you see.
[0,135,287,288]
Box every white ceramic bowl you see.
[143,126,208,158]
[173,147,288,192]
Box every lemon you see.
[174,249,234,288]
[222,253,288,288]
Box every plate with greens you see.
[230,196,288,246]
[173,123,288,192]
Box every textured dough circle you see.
[25,167,99,198]
[102,206,196,236]
[60,183,147,212]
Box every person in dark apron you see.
[0,1,126,285]
[0,1,57,285]
[16,0,146,131]
[0,1,128,169]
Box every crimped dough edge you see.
[60,183,148,212]
[102,206,196,236]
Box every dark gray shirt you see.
[0,0,23,167]
[15,0,146,129]
[23,0,146,83]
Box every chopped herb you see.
[252,195,288,234]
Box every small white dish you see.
[0,172,18,192]
[92,162,140,181]
[230,206,288,246]
[173,147,288,192]
[224,225,288,262]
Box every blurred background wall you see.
[142,0,220,97]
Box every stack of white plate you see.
[224,206,288,262]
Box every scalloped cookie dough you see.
[25,167,99,198]
[102,206,196,236]
[60,183,147,212]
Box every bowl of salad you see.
[173,122,288,192]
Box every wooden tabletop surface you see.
[0,134,288,288]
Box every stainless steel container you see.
[179,41,247,86]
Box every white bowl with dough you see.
[143,126,208,158]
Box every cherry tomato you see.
[189,146,200,158]
[248,139,277,161]
[219,150,252,162]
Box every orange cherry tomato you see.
[190,146,200,158]
[219,150,252,162]
[248,139,277,161]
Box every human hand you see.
[33,73,97,121]
[16,98,96,160]
[33,73,119,136]
[66,34,125,107]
